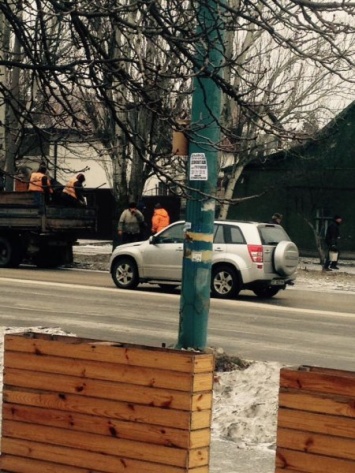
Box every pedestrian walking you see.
[323,215,342,271]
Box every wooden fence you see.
[0,333,214,473]
[276,365,355,473]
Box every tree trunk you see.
[4,8,22,191]
[218,165,244,219]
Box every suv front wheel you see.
[211,264,241,299]
[112,257,139,289]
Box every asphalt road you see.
[1,266,354,473]
[0,266,355,370]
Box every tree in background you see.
[218,0,355,218]
[1,0,355,210]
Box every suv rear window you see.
[258,225,291,245]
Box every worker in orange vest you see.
[28,164,53,201]
[151,203,170,234]
[61,173,86,206]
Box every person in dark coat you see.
[118,202,145,244]
[269,213,283,225]
[323,215,343,271]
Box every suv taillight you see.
[248,244,263,263]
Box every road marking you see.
[210,298,355,319]
[1,277,355,320]
[0,276,116,292]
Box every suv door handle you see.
[214,247,223,251]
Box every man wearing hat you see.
[118,202,145,244]
[323,215,343,271]
[270,213,283,225]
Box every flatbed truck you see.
[0,191,97,268]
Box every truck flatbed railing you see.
[0,191,97,233]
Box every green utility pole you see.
[176,0,224,350]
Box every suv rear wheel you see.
[211,264,241,299]
[112,257,139,289]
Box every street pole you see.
[176,0,224,350]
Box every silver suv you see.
[110,220,299,299]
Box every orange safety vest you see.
[62,177,78,200]
[152,208,170,233]
[28,172,53,193]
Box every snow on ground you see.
[212,360,284,449]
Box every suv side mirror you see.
[149,235,157,244]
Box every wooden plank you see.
[4,351,213,392]
[284,365,355,379]
[277,427,355,461]
[3,404,211,449]
[275,469,310,473]
[1,335,213,472]
[3,389,212,430]
[275,470,305,473]
[280,366,355,396]
[0,455,101,473]
[0,192,40,207]
[278,390,355,418]
[2,420,209,468]
[1,437,210,473]
[4,368,212,412]
[278,408,355,439]
[46,207,97,218]
[47,219,97,230]
[4,334,215,373]
[276,447,355,473]
[0,209,39,216]
[0,217,41,228]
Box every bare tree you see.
[1,0,355,207]
[218,0,355,218]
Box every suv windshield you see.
[258,225,291,245]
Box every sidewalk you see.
[298,257,355,275]
[75,241,355,274]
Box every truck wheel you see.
[111,257,139,289]
[0,237,12,267]
[0,236,22,268]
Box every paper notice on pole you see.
[192,252,202,262]
[190,153,208,181]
